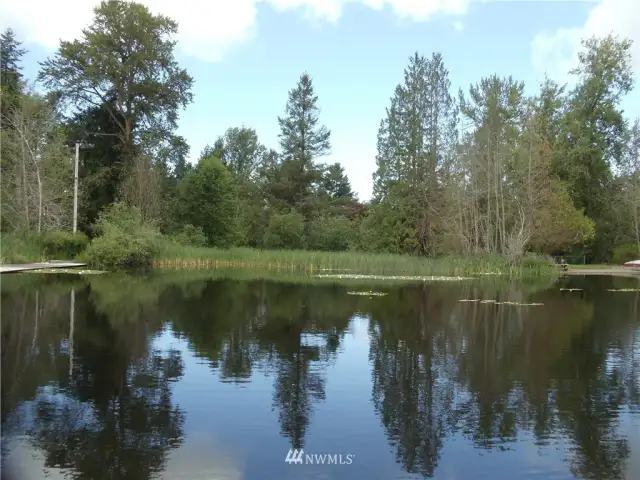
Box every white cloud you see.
[530,0,640,83]
[0,0,471,62]
[453,20,464,32]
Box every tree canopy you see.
[1,6,638,263]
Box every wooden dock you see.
[565,267,640,278]
[0,261,87,274]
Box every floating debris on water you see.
[25,268,107,275]
[459,299,544,306]
[560,288,583,292]
[347,291,388,297]
[606,288,640,292]
[314,274,473,281]
[477,272,504,275]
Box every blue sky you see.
[3,0,637,200]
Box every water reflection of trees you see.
[366,278,640,479]
[165,280,358,449]
[1,275,185,480]
[3,273,639,480]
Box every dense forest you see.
[1,0,638,266]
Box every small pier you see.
[0,261,87,274]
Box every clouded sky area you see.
[2,0,638,200]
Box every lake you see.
[1,271,639,480]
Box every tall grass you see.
[0,233,46,263]
[154,241,557,278]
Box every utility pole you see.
[73,142,79,234]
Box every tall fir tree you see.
[372,53,458,254]
[276,72,331,212]
[0,28,26,129]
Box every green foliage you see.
[264,212,305,250]
[1,28,26,128]
[236,195,270,248]
[278,72,331,164]
[611,244,639,265]
[320,163,354,199]
[552,35,634,260]
[2,5,636,268]
[41,231,89,259]
[355,201,411,254]
[209,126,266,183]
[82,202,159,270]
[0,232,44,263]
[273,72,331,212]
[530,180,596,252]
[178,155,239,247]
[171,224,207,247]
[306,215,353,252]
[38,0,194,155]
[373,53,458,255]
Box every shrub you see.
[612,243,639,265]
[92,202,150,237]
[264,212,305,249]
[306,215,353,251]
[41,230,89,259]
[171,224,207,247]
[82,202,160,270]
[83,229,158,269]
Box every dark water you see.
[1,272,639,480]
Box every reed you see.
[0,233,46,264]
[152,242,557,278]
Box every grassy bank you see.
[1,231,88,264]
[2,231,558,278]
[153,242,557,278]
[0,234,45,263]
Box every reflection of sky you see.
[4,316,640,479]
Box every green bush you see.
[264,211,305,249]
[41,230,89,259]
[171,224,207,247]
[83,229,158,269]
[92,202,150,236]
[81,202,160,270]
[178,155,239,247]
[612,243,639,265]
[306,215,353,251]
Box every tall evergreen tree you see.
[372,53,458,254]
[276,72,331,212]
[321,163,354,199]
[0,28,26,129]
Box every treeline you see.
[1,0,638,265]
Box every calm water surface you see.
[1,272,639,480]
